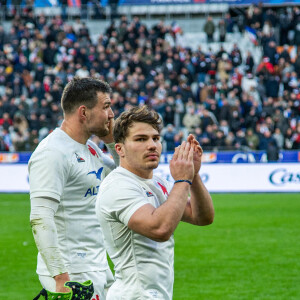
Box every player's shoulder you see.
[101,167,139,188]
[86,139,107,158]
[153,174,168,185]
[29,129,75,162]
[98,167,143,207]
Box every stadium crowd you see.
[0,5,299,154]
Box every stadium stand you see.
[0,3,299,153]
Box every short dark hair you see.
[114,106,162,143]
[61,77,112,114]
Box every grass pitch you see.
[0,193,299,299]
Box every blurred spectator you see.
[218,19,226,43]
[204,16,215,43]
[182,106,200,134]
[267,139,279,162]
[245,128,259,150]
[234,129,247,150]
[213,129,226,149]
[163,124,176,151]
[0,135,8,151]
[273,127,284,149]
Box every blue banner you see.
[1,151,299,164]
[160,151,300,164]
[34,0,61,6]
[29,0,300,7]
[118,0,300,5]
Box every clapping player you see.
[96,105,214,299]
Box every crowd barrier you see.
[0,151,299,164]
[0,150,299,193]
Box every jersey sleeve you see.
[28,148,70,201]
[105,142,120,167]
[88,139,116,173]
[98,178,148,226]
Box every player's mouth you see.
[145,153,159,160]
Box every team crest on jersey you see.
[142,187,153,197]
[75,153,85,162]
[146,191,154,197]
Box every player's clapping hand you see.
[170,141,194,182]
[187,134,203,176]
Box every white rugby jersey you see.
[29,128,115,275]
[96,167,174,300]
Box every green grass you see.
[1,193,300,299]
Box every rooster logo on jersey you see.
[157,182,169,196]
[88,145,99,158]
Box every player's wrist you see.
[54,272,69,281]
[174,179,193,185]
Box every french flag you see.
[172,21,181,34]
[245,26,258,46]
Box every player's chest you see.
[68,150,106,188]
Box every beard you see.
[95,127,109,138]
[90,123,110,138]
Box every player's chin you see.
[97,127,109,137]
[146,161,159,169]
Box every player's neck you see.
[120,161,153,179]
[61,119,89,145]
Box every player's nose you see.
[108,107,114,118]
[147,138,157,149]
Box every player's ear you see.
[115,143,125,157]
[78,105,88,121]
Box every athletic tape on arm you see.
[30,197,67,277]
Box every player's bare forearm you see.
[128,142,194,242]
[182,174,214,226]
[128,182,190,243]
[55,272,71,293]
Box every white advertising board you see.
[0,163,299,193]
[155,163,300,193]
[0,164,30,193]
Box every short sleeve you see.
[88,140,116,173]
[28,148,69,201]
[98,178,148,226]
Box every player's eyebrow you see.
[133,134,160,138]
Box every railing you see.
[0,4,111,21]
[0,151,299,164]
[0,2,229,22]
